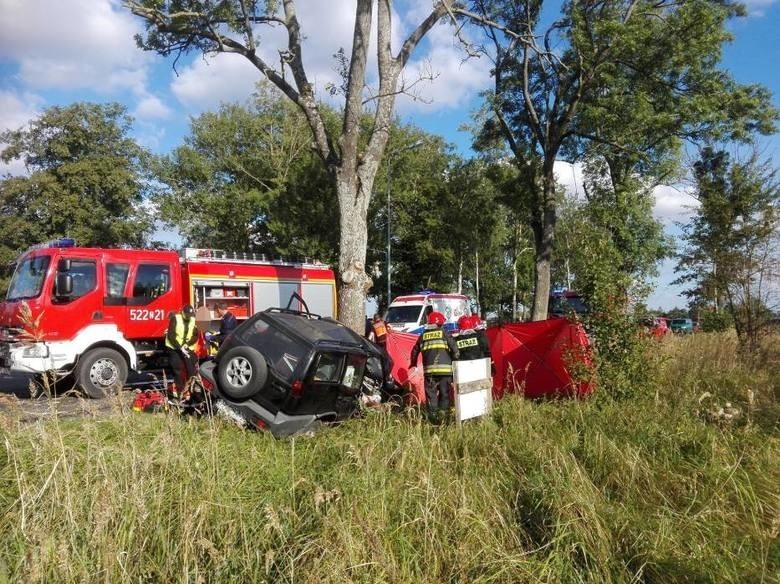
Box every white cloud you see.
[652,184,699,222]
[554,161,587,199]
[0,0,150,93]
[133,94,171,121]
[166,0,488,116]
[0,89,42,132]
[168,0,356,113]
[553,161,699,223]
[398,36,490,112]
[170,54,264,113]
[742,0,778,16]
[0,89,44,176]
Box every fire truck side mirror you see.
[58,258,71,272]
[55,273,73,298]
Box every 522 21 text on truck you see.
[0,240,336,398]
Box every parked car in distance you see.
[200,301,396,437]
[640,316,670,338]
[549,290,589,319]
[670,318,694,334]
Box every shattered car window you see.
[313,352,341,383]
[243,318,306,382]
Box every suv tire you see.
[218,346,268,400]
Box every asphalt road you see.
[0,370,151,423]
[0,370,36,398]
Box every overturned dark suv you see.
[200,299,394,437]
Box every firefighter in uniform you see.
[410,311,459,418]
[455,315,492,360]
[166,304,199,398]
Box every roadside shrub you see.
[700,309,733,332]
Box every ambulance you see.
[384,290,471,334]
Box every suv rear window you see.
[243,318,308,382]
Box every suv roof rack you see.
[265,292,322,319]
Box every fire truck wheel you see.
[77,348,128,399]
[217,346,268,400]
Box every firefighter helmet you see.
[427,311,446,326]
[458,315,479,330]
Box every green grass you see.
[1,332,778,582]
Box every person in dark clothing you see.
[165,303,199,398]
[215,302,238,340]
[410,311,459,418]
[455,315,491,360]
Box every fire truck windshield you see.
[6,256,51,301]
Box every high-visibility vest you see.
[165,314,197,350]
[372,320,387,341]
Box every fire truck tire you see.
[217,346,268,400]
[77,348,128,399]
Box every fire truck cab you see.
[0,240,336,397]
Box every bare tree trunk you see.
[530,175,556,321]
[457,255,463,294]
[125,0,454,333]
[335,171,373,333]
[512,253,518,321]
[475,249,480,317]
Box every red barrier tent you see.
[385,329,426,404]
[487,320,593,399]
[385,319,593,403]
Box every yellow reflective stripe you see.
[425,365,453,374]
[457,337,478,349]
[422,341,448,350]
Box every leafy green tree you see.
[0,102,154,292]
[125,0,490,332]
[555,164,672,306]
[676,147,779,353]
[364,132,516,317]
[468,0,777,320]
[154,87,339,263]
[444,159,512,315]
[367,131,452,305]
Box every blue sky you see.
[1,0,778,310]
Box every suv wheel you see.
[217,346,268,400]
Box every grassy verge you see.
[1,332,777,582]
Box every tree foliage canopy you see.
[468,0,777,319]
[0,102,154,291]
[153,86,339,263]
[676,147,779,352]
[124,0,475,331]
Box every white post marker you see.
[452,357,493,424]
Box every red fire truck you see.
[0,239,336,397]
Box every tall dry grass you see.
[0,331,777,582]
